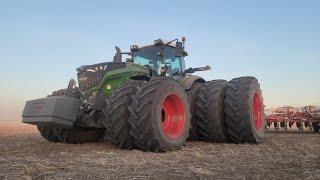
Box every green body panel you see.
[84,63,150,97]
[81,62,203,98]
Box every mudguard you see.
[179,75,206,90]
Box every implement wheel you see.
[129,77,190,152]
[312,122,319,132]
[224,77,265,143]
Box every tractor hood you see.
[77,62,149,92]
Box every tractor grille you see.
[77,62,126,91]
[77,70,104,91]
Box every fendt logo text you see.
[32,102,45,113]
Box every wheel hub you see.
[161,94,186,139]
[253,93,263,131]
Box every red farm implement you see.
[266,106,320,132]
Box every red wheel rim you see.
[253,93,263,131]
[161,94,186,139]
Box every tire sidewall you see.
[210,80,227,141]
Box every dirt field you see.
[0,121,319,180]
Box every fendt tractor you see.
[22,38,265,152]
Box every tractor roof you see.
[138,40,177,49]
[132,39,188,56]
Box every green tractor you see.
[22,38,265,152]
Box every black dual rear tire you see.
[184,77,265,144]
[194,80,227,142]
[224,77,265,143]
[187,82,203,140]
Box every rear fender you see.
[179,75,206,90]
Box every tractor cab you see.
[113,38,188,77]
[130,39,187,76]
[113,37,211,77]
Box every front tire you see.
[37,125,61,142]
[103,81,143,149]
[224,77,265,143]
[54,127,104,144]
[129,77,191,152]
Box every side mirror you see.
[113,46,122,62]
[130,45,139,52]
[66,79,77,97]
[175,41,184,57]
[185,65,211,73]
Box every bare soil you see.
[0,121,319,180]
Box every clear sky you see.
[1,0,319,120]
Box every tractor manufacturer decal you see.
[32,102,45,113]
